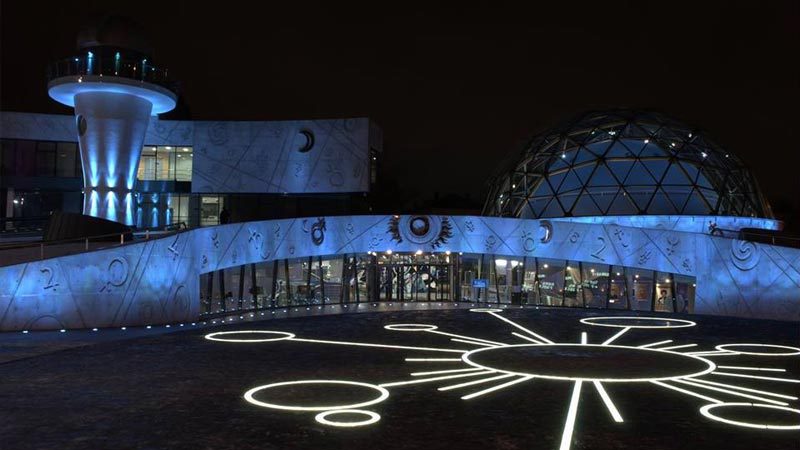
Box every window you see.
[35,142,56,176]
[175,147,192,181]
[55,142,78,177]
[137,145,192,181]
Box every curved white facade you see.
[0,214,798,331]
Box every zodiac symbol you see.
[40,267,59,291]
[591,236,607,261]
[167,236,180,260]
[465,220,475,233]
[99,258,129,293]
[613,227,630,248]
[569,231,580,243]
[346,223,355,236]
[311,217,326,246]
[521,231,536,252]
[638,249,652,265]
[211,231,220,248]
[666,235,679,256]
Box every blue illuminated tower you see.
[47,17,177,225]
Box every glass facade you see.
[484,110,772,219]
[199,252,696,317]
[136,146,193,181]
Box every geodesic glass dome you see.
[483,110,772,219]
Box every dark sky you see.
[2,1,799,223]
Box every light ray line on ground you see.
[593,381,623,422]
[686,378,798,401]
[405,358,462,362]
[411,368,484,377]
[659,343,698,351]
[559,380,583,450]
[650,380,723,404]
[428,330,506,346]
[487,311,554,343]
[461,375,534,400]
[602,327,630,346]
[639,339,673,348]
[450,338,497,347]
[291,337,467,353]
[717,365,786,372]
[685,351,737,356]
[711,372,800,384]
[438,374,516,391]
[380,371,495,388]
[512,332,545,344]
[673,379,789,406]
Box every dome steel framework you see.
[483,110,771,219]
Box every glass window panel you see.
[606,141,635,158]
[654,272,675,312]
[662,164,691,185]
[648,190,679,214]
[673,274,696,313]
[176,147,192,181]
[607,160,634,183]
[629,269,653,311]
[683,191,711,214]
[607,192,636,215]
[563,262,582,307]
[573,164,595,184]
[138,147,157,180]
[35,142,56,176]
[558,170,582,193]
[642,159,669,181]
[581,263,608,308]
[156,146,173,180]
[588,164,615,186]
[55,142,77,177]
[624,162,655,184]
[572,194,601,216]
[200,195,222,226]
[536,258,564,306]
[608,266,628,309]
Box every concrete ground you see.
[2,308,798,450]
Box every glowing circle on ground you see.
[469,308,504,313]
[714,344,800,356]
[462,344,715,382]
[314,409,381,427]
[580,316,696,329]
[699,403,800,430]
[384,324,438,332]
[204,330,295,343]
[244,380,389,412]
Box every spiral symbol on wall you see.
[730,239,759,271]
[208,122,229,145]
[100,257,129,293]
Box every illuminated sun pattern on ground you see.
[205,309,800,449]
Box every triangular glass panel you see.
[620,139,647,155]
[605,142,635,158]
[641,159,669,181]
[532,180,554,198]
[699,188,720,210]
[584,141,611,156]
[607,192,637,215]
[546,171,567,193]
[683,191,711,214]
[678,160,700,183]
[529,197,552,217]
[664,187,692,211]
[557,170,583,193]
[648,189,678,214]
[640,143,668,158]
[586,187,618,213]
[557,192,580,212]
[628,190,653,211]
[661,163,691,185]
[607,160,634,183]
[588,164,615,186]
[696,172,714,189]
[624,162,656,185]
[622,122,650,139]
[573,164,596,184]
[573,148,597,165]
[542,198,565,217]
[571,194,602,216]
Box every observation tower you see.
[47,17,177,225]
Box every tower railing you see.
[47,54,177,93]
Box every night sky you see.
[2,1,798,227]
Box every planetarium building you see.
[0,22,798,331]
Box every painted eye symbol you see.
[387,216,453,250]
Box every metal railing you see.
[0,222,188,268]
[47,53,177,93]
